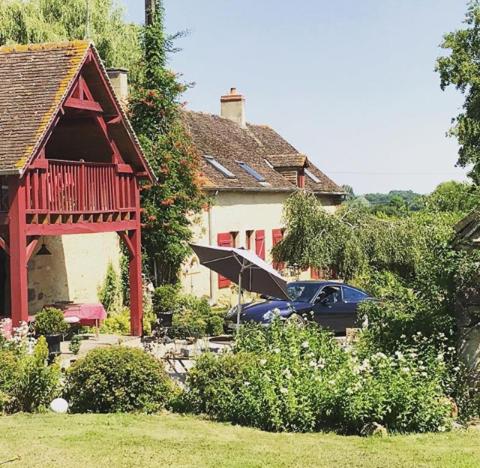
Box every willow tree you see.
[129,0,206,285]
[0,0,141,77]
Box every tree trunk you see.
[145,0,155,26]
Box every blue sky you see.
[122,0,469,194]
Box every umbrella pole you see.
[236,269,242,329]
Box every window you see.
[237,161,266,182]
[255,230,265,260]
[204,155,236,179]
[305,168,320,184]
[217,232,233,288]
[342,286,368,303]
[317,286,341,305]
[230,231,238,248]
[272,229,284,271]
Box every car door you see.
[311,285,351,333]
[341,286,370,329]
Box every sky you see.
[122,0,470,195]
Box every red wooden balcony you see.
[24,159,136,217]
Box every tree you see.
[129,0,206,285]
[424,180,480,213]
[436,0,480,183]
[0,0,141,79]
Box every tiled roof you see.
[0,41,88,173]
[0,41,153,180]
[267,154,309,169]
[183,111,343,194]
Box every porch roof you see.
[0,41,153,180]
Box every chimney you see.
[107,68,129,105]
[221,87,246,128]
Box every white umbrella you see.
[190,244,290,327]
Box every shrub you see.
[34,307,68,336]
[100,306,131,335]
[65,346,173,413]
[0,336,61,413]
[98,262,123,313]
[183,320,452,434]
[152,285,223,338]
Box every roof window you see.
[204,155,236,179]
[237,161,266,182]
[305,168,321,184]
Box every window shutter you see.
[272,229,284,270]
[217,232,233,288]
[255,230,265,260]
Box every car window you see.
[342,286,368,303]
[317,286,341,305]
[287,283,320,302]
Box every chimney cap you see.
[221,87,244,103]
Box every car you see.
[224,281,373,334]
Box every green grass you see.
[0,413,479,467]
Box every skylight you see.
[204,155,236,179]
[305,168,321,184]
[237,162,266,182]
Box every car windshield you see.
[287,283,320,303]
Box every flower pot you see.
[45,334,62,357]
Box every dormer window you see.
[204,155,236,179]
[305,168,320,184]
[237,161,266,182]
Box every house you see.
[0,41,153,335]
[182,88,345,302]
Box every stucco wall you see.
[28,232,121,313]
[181,191,340,304]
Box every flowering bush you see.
[183,320,452,434]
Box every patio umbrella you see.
[190,243,290,327]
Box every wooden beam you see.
[118,231,135,256]
[26,219,137,236]
[8,178,28,326]
[26,236,40,262]
[64,97,103,113]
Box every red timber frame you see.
[0,47,152,336]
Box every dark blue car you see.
[225,281,372,334]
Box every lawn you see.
[0,413,479,468]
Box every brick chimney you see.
[221,87,246,128]
[107,68,128,106]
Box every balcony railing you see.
[25,159,136,216]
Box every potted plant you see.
[34,307,69,357]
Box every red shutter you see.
[217,232,233,288]
[311,267,321,280]
[272,229,284,271]
[255,230,265,260]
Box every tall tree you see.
[436,0,480,183]
[129,0,205,285]
[0,0,141,78]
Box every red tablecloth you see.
[62,303,107,326]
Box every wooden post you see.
[129,227,143,336]
[8,177,28,326]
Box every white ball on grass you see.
[50,398,69,414]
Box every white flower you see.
[273,348,280,354]
[244,381,250,387]
[309,360,317,368]
[328,380,336,385]
[453,366,460,372]
[259,359,267,366]
[448,346,455,352]
[395,351,404,359]
[280,387,288,395]
[421,372,428,377]
[282,369,292,379]
[375,352,387,359]
[401,367,410,373]
[438,426,446,432]
[301,341,309,349]
[400,334,406,339]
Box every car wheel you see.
[286,313,307,327]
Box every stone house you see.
[181,88,345,303]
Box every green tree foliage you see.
[424,180,480,213]
[0,0,141,78]
[362,190,424,215]
[436,0,480,183]
[129,0,206,285]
